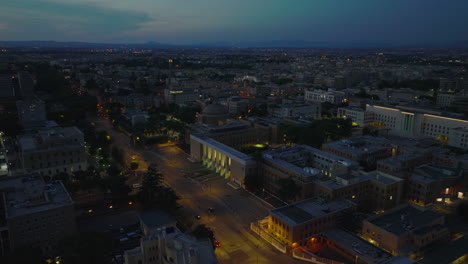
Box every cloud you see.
[1,0,468,45]
[0,0,152,41]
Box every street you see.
[93,116,305,263]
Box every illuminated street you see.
[93,114,305,263]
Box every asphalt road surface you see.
[92,115,305,263]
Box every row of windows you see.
[31,161,83,171]
[31,158,83,168]
[28,150,83,160]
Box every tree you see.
[103,174,131,198]
[175,106,199,124]
[138,164,180,211]
[35,63,68,96]
[111,146,124,165]
[244,173,260,192]
[277,177,301,202]
[1,245,43,264]
[130,161,139,170]
[84,78,96,89]
[456,201,468,222]
[192,224,215,246]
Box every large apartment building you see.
[314,171,405,213]
[17,126,88,176]
[0,174,77,256]
[322,136,395,169]
[268,198,356,247]
[376,153,429,179]
[407,165,463,206]
[261,145,358,201]
[362,204,449,257]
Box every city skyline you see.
[1,0,468,47]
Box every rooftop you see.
[324,136,392,156]
[190,134,254,164]
[368,205,443,236]
[317,171,402,190]
[17,126,84,152]
[377,153,426,167]
[411,164,461,183]
[321,229,413,264]
[0,174,73,219]
[366,171,404,185]
[201,104,228,115]
[190,120,251,135]
[271,198,355,226]
[263,145,357,179]
[339,106,366,112]
[140,209,176,229]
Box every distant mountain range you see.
[0,40,467,49]
[0,40,177,49]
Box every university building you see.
[366,104,468,149]
[190,134,256,187]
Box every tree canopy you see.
[58,232,115,264]
[138,164,180,211]
[277,177,301,202]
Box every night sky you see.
[1,0,468,46]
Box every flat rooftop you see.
[377,153,426,167]
[339,106,366,112]
[321,229,413,264]
[190,121,251,135]
[0,174,73,219]
[263,145,357,180]
[368,205,443,236]
[411,164,461,183]
[317,171,402,190]
[17,126,83,151]
[324,136,391,155]
[271,198,355,226]
[191,134,253,164]
[265,145,357,166]
[366,171,403,185]
[278,103,320,108]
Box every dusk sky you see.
[1,0,468,46]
